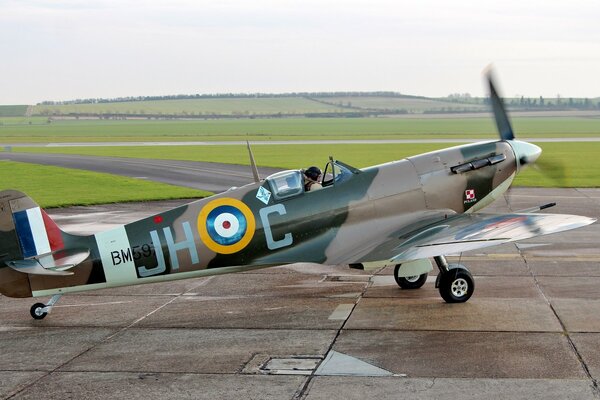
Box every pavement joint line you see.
[3,277,216,400]
[328,304,355,320]
[2,326,122,400]
[293,268,376,399]
[111,276,216,333]
[519,245,600,396]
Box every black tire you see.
[438,268,474,303]
[30,303,48,320]
[394,265,428,289]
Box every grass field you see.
[17,141,600,188]
[3,117,600,143]
[0,105,28,117]
[0,116,48,126]
[314,96,486,112]
[0,161,210,208]
[33,98,347,116]
[30,96,600,117]
[3,114,598,207]
[32,96,486,117]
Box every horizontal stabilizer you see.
[5,248,90,276]
[6,260,74,276]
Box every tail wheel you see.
[30,303,48,320]
[438,269,474,303]
[394,265,428,289]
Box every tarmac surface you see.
[0,153,282,193]
[1,188,600,399]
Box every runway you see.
[1,188,600,399]
[0,153,282,193]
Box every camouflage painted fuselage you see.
[0,141,517,298]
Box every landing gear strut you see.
[434,256,474,303]
[30,294,62,320]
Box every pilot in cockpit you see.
[303,166,323,192]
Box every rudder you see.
[0,190,67,297]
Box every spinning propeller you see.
[485,69,566,187]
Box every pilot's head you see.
[305,166,322,181]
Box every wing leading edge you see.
[358,212,595,264]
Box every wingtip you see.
[586,217,597,225]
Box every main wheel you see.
[30,303,48,320]
[438,269,474,303]
[394,265,428,289]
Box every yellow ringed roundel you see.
[197,198,256,254]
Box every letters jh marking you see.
[128,198,295,278]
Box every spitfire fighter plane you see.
[0,73,595,319]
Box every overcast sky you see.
[2,0,600,104]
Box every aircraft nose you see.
[510,140,542,168]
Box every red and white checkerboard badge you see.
[465,189,476,200]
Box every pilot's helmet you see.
[305,166,322,181]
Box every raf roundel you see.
[198,198,256,254]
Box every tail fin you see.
[0,190,69,297]
[0,190,65,260]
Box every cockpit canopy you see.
[266,170,304,200]
[265,159,359,201]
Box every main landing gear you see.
[393,256,474,303]
[30,294,62,320]
[434,256,474,303]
